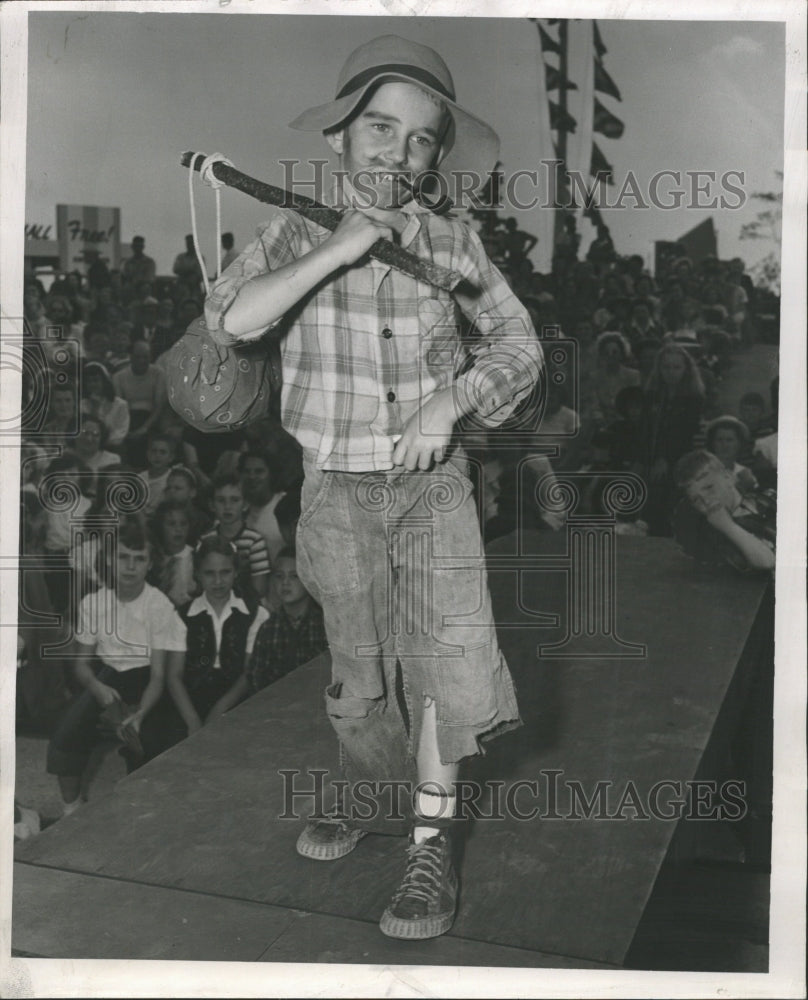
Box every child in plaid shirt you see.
[246,547,327,693]
[204,34,542,939]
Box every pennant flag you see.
[545,64,578,92]
[583,203,604,226]
[590,142,615,184]
[538,23,561,55]
[531,16,559,274]
[549,101,577,134]
[593,21,607,58]
[565,20,596,209]
[594,60,622,102]
[593,96,624,139]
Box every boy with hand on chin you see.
[673,450,776,573]
[203,35,542,940]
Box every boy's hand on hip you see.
[393,387,466,472]
[327,210,394,268]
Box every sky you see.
[23,11,786,276]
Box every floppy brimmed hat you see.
[289,34,499,194]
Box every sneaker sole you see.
[295,827,368,861]
[379,907,456,940]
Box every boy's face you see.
[85,371,105,398]
[740,402,763,428]
[162,510,190,552]
[241,457,272,503]
[213,485,245,526]
[147,440,174,474]
[47,297,71,324]
[327,81,447,210]
[660,351,687,386]
[166,474,194,504]
[712,428,741,465]
[77,421,102,456]
[274,557,307,606]
[685,466,735,515]
[51,390,75,422]
[116,543,150,593]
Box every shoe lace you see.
[312,806,352,833]
[391,839,444,905]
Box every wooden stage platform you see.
[13,533,773,969]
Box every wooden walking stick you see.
[181,151,473,294]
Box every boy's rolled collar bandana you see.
[288,34,500,196]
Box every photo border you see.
[1,1,805,996]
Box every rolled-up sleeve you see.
[451,227,543,426]
[203,213,297,346]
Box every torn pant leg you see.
[325,678,415,836]
[297,464,416,835]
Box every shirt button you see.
[382,327,393,339]
[387,390,396,402]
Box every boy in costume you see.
[204,34,543,939]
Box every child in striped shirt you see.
[199,473,271,604]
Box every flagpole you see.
[557,20,569,177]
[554,19,570,254]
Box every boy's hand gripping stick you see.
[181,151,472,294]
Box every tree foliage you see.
[739,171,782,294]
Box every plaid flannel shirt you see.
[204,199,543,472]
[246,602,328,693]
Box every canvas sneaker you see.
[295,809,368,861]
[379,829,458,939]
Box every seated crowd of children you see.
[18,336,329,817]
[17,229,778,831]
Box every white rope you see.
[187,151,235,296]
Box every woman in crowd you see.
[80,361,130,449]
[112,338,167,468]
[148,498,197,608]
[705,415,759,494]
[581,331,641,429]
[641,343,706,535]
[73,415,121,497]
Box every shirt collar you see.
[187,592,249,618]
[324,176,427,257]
